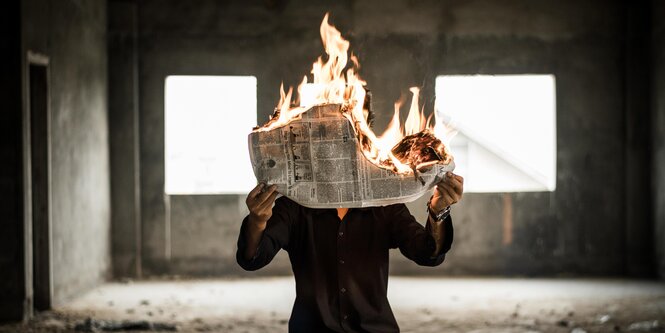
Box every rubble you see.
[556,319,571,327]
[627,320,660,331]
[74,318,177,332]
[597,314,612,324]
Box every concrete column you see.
[624,0,654,277]
[652,0,665,279]
[109,0,142,278]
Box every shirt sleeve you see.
[387,203,454,267]
[236,196,294,271]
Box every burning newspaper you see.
[247,13,455,208]
[248,104,454,208]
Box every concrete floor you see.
[3,277,665,333]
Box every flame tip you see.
[256,13,453,175]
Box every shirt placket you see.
[337,212,350,331]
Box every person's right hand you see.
[246,183,278,226]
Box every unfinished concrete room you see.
[2,0,665,332]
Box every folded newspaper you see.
[248,104,455,208]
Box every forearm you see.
[243,216,267,260]
[427,216,446,256]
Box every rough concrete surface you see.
[22,0,111,304]
[2,0,111,321]
[1,278,664,333]
[1,0,662,327]
[116,0,652,277]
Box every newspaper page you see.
[248,104,455,209]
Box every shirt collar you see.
[309,206,372,215]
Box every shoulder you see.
[277,194,315,208]
[275,195,296,207]
[273,195,306,220]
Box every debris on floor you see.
[74,318,177,332]
[556,319,572,327]
[597,314,612,324]
[0,278,663,333]
[628,320,660,331]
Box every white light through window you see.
[436,75,556,193]
[165,76,257,194]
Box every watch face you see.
[431,206,450,220]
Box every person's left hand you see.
[430,172,464,213]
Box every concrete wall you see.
[653,0,665,278]
[0,0,28,322]
[111,0,655,277]
[22,0,110,307]
[1,0,111,321]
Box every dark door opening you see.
[28,58,52,311]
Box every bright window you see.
[435,75,556,193]
[165,76,257,194]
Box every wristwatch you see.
[427,198,451,222]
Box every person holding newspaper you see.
[236,172,464,333]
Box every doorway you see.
[27,52,52,312]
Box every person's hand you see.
[246,183,278,227]
[430,172,464,213]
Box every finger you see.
[248,183,265,200]
[447,177,464,194]
[248,185,270,209]
[432,186,443,199]
[434,185,451,204]
[434,191,454,209]
[437,183,458,203]
[436,181,453,194]
[443,172,463,190]
[443,184,457,202]
[433,182,444,195]
[447,187,461,204]
[257,191,279,211]
[255,185,277,206]
[435,176,451,192]
[255,193,279,219]
[446,172,464,185]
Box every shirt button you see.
[339,259,345,264]
[338,231,344,236]
[340,287,346,293]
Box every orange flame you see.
[254,13,453,174]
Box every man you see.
[237,172,464,333]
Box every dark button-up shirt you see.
[236,197,454,333]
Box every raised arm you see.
[390,172,463,266]
[388,204,453,266]
[236,183,291,271]
[427,172,464,255]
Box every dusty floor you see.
[2,277,664,333]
